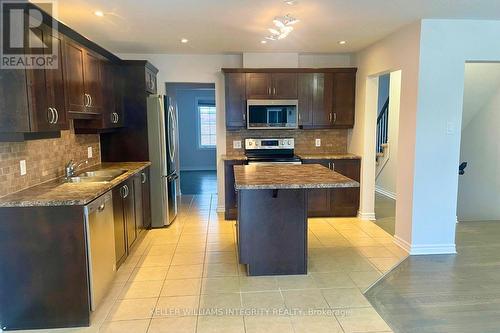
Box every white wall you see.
[376,70,401,198]
[350,21,422,249]
[458,78,500,221]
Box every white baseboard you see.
[394,236,456,255]
[216,205,225,213]
[375,186,396,200]
[358,211,376,221]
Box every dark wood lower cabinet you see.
[141,168,152,229]
[303,158,361,217]
[224,160,246,220]
[112,184,127,267]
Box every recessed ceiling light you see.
[284,0,298,5]
[180,38,189,43]
[94,10,104,17]
[338,40,347,45]
[261,40,267,44]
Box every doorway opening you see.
[373,71,402,236]
[165,83,217,195]
[456,62,500,246]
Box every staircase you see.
[376,97,389,175]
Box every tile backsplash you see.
[0,127,100,198]
[226,129,348,156]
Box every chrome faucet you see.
[65,159,89,178]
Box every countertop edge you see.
[235,181,360,190]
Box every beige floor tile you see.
[171,252,206,265]
[179,233,207,243]
[356,246,395,258]
[147,245,176,256]
[336,307,392,333]
[348,270,382,289]
[282,289,329,310]
[277,275,318,290]
[119,280,163,299]
[138,254,172,267]
[244,315,294,333]
[154,296,200,317]
[241,291,286,310]
[203,263,239,277]
[205,251,237,264]
[148,316,197,333]
[175,243,207,253]
[310,272,357,288]
[106,298,157,321]
[368,257,401,272]
[114,266,135,283]
[290,315,344,333]
[206,242,236,252]
[196,316,245,333]
[129,266,169,282]
[322,288,372,309]
[239,276,278,292]
[167,264,204,279]
[202,276,240,294]
[161,278,202,297]
[99,319,150,333]
[207,233,234,242]
[199,293,242,310]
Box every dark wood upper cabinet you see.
[0,69,30,133]
[298,73,313,126]
[246,73,271,99]
[64,39,86,115]
[145,67,157,94]
[83,50,103,113]
[272,73,298,99]
[246,72,297,99]
[225,73,246,129]
[331,72,356,128]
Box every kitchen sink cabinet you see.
[303,158,361,217]
[245,72,297,99]
[224,159,247,220]
[225,73,247,129]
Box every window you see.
[198,102,216,148]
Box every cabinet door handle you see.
[84,94,88,107]
[141,172,147,184]
[54,108,59,124]
[268,87,271,95]
[47,108,55,124]
[273,87,276,95]
[115,113,119,123]
[89,94,93,107]
[329,113,332,123]
[328,162,331,169]
[331,162,335,171]
[243,112,246,121]
[333,113,337,124]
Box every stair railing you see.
[376,97,389,154]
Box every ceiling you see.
[55,0,500,54]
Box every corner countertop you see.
[296,153,361,160]
[0,162,151,208]
[221,154,247,161]
[234,164,359,190]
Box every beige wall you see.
[0,128,100,198]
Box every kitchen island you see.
[234,164,359,276]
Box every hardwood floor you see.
[365,220,500,333]
[180,171,217,195]
[374,193,396,236]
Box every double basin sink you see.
[65,169,127,183]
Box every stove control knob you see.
[248,141,253,146]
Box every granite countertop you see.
[297,153,361,160]
[0,162,151,208]
[221,154,247,161]
[234,164,360,190]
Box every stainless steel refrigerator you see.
[146,95,179,227]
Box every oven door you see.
[247,99,298,129]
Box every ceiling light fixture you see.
[261,40,267,44]
[94,10,104,17]
[180,38,189,43]
[284,0,298,5]
[264,14,299,42]
[338,40,347,45]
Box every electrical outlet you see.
[19,160,26,176]
[87,147,93,158]
[233,140,242,149]
[315,139,321,147]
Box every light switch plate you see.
[446,121,455,135]
[315,139,321,147]
[233,140,242,149]
[19,160,26,176]
[87,147,93,158]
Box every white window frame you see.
[197,100,216,149]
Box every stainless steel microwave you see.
[247,99,298,130]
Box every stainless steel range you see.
[245,138,302,165]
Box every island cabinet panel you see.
[238,189,307,276]
[302,159,334,217]
[0,206,90,330]
[224,73,246,129]
[224,160,246,220]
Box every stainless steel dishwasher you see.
[84,191,116,311]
